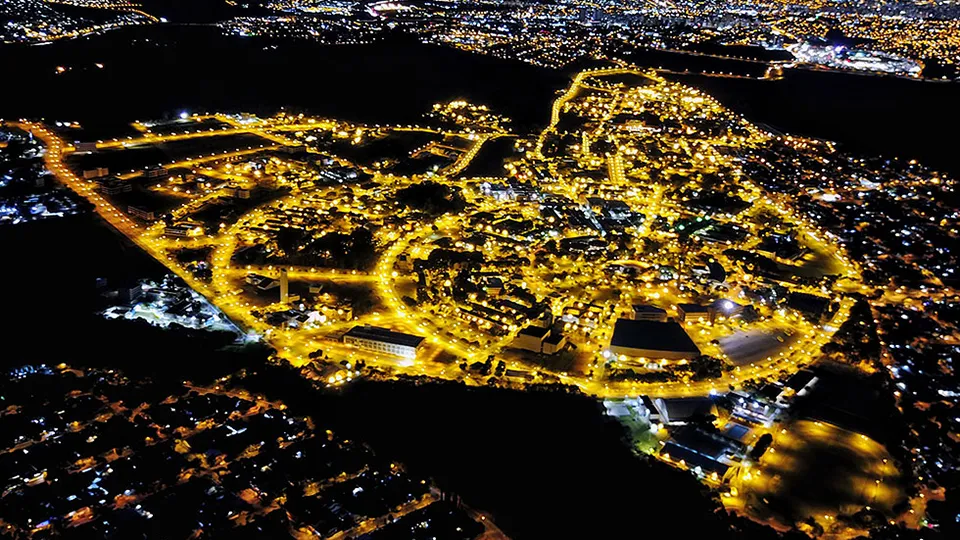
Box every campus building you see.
[343,325,425,359]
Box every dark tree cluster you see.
[607,355,722,383]
[271,227,379,270]
[397,181,466,216]
[822,298,881,364]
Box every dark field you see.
[0,25,569,132]
[4,24,957,178]
[667,69,960,177]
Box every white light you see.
[179,111,189,120]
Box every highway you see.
[42,0,160,23]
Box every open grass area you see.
[737,420,906,528]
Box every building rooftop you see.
[661,441,730,477]
[544,332,565,345]
[632,304,666,314]
[344,325,425,348]
[677,303,711,314]
[670,426,733,460]
[610,319,700,354]
[639,395,657,412]
[757,383,783,402]
[518,325,550,339]
[722,422,751,443]
[784,369,817,391]
[655,397,715,422]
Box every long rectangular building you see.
[343,325,425,359]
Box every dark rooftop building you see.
[784,370,818,393]
[517,325,550,339]
[677,303,715,323]
[660,442,730,478]
[609,319,700,360]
